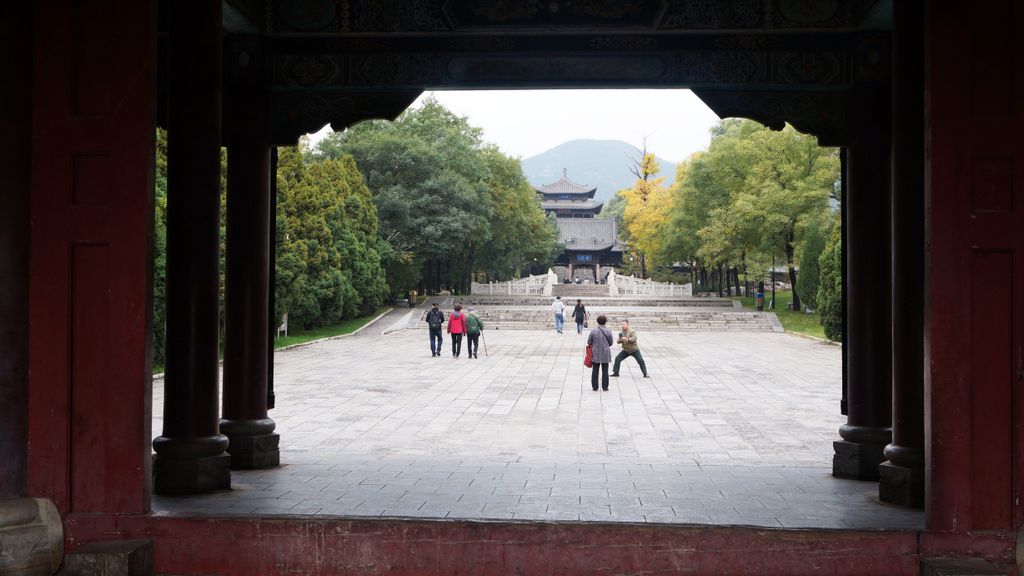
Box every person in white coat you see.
[551,296,566,334]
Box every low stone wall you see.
[471,271,553,296]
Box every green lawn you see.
[731,290,829,341]
[273,307,390,348]
[152,308,391,375]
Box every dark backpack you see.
[427,310,443,330]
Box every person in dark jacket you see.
[571,299,588,334]
[425,302,445,357]
[447,303,468,358]
[586,315,614,391]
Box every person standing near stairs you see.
[551,296,566,334]
[611,319,649,378]
[572,299,588,334]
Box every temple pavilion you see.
[535,170,623,282]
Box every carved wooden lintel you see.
[693,89,850,146]
[267,91,422,145]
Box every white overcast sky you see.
[308,89,722,163]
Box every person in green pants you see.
[611,319,649,378]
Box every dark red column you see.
[880,0,925,507]
[926,0,1024,532]
[833,85,893,480]
[28,0,155,513]
[0,1,32,498]
[152,0,231,495]
[222,134,279,469]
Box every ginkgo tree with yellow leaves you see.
[619,147,675,279]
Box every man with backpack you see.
[425,302,445,357]
[465,306,484,359]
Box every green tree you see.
[817,226,843,341]
[732,126,837,309]
[658,120,838,301]
[796,214,834,311]
[476,146,559,280]
[275,145,388,327]
[315,97,554,293]
[153,128,168,369]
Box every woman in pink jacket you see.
[447,303,468,358]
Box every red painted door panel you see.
[28,0,155,514]
[927,0,1024,531]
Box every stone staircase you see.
[551,284,612,298]
[409,306,782,332]
[455,295,738,308]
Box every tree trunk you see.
[786,238,800,310]
[725,264,732,296]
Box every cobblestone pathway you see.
[153,326,923,529]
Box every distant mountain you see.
[521,139,677,203]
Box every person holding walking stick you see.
[465,306,484,359]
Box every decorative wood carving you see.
[267,91,422,145]
[693,89,849,145]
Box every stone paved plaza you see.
[153,316,923,530]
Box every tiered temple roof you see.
[557,218,623,253]
[535,169,603,217]
[534,170,597,197]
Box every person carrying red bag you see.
[586,315,614,391]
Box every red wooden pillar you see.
[27,0,155,513]
[880,0,925,508]
[834,85,893,480]
[925,0,1024,531]
[222,132,279,469]
[152,0,231,495]
[0,1,32,499]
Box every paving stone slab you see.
[152,329,919,530]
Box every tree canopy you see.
[653,119,841,335]
[313,97,557,293]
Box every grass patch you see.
[274,307,390,348]
[731,290,829,341]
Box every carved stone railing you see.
[471,270,555,296]
[608,270,692,297]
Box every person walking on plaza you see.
[465,306,484,359]
[425,302,445,357]
[551,296,566,333]
[571,298,588,334]
[611,319,649,378]
[587,315,614,391]
[447,303,468,358]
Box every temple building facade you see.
[535,171,623,282]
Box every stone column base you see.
[66,539,152,576]
[153,453,231,495]
[226,432,280,469]
[879,460,924,507]
[833,440,886,480]
[0,498,63,575]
